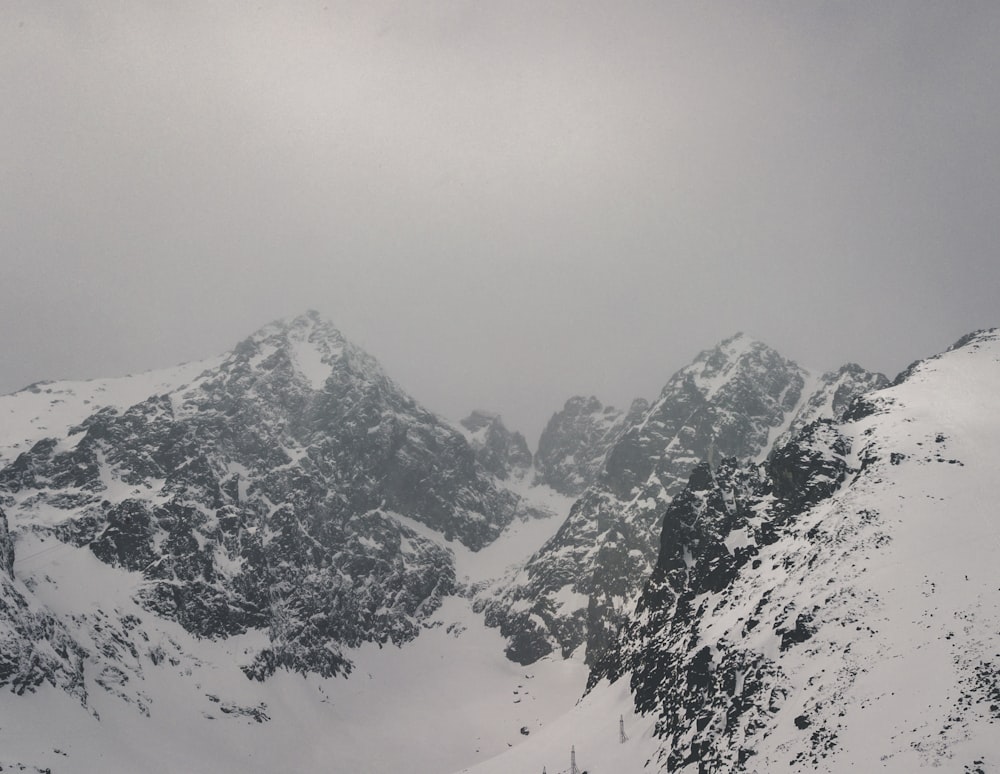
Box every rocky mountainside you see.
[772,363,890,451]
[6,315,990,774]
[478,334,886,667]
[594,329,1000,772]
[0,506,88,702]
[459,410,532,481]
[0,358,224,469]
[0,311,528,688]
[533,396,649,497]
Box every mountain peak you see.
[658,333,806,410]
[716,329,750,346]
[249,310,345,345]
[533,395,641,496]
[228,312,356,392]
[704,331,781,364]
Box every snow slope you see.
[454,677,661,774]
[460,329,999,773]
[1,485,585,774]
[0,358,222,467]
[601,328,1000,772]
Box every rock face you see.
[0,509,13,579]
[772,362,889,451]
[0,507,88,702]
[533,396,649,497]
[480,334,814,665]
[0,312,520,681]
[460,411,532,481]
[597,329,1000,772]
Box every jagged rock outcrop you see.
[0,312,518,680]
[460,411,532,481]
[479,334,812,665]
[533,396,649,496]
[595,329,1000,772]
[0,509,13,580]
[772,363,889,451]
[591,423,855,770]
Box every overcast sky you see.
[2,1,999,441]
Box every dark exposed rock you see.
[460,411,532,481]
[588,415,856,769]
[0,508,14,579]
[778,610,818,652]
[772,363,888,450]
[89,499,157,573]
[768,420,851,514]
[534,396,648,497]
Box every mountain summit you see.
[478,333,885,666]
[0,312,523,686]
[591,328,1000,772]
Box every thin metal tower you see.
[619,714,629,743]
[570,745,579,774]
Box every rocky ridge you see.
[478,334,886,667]
[533,396,649,497]
[459,411,532,482]
[771,363,890,452]
[595,329,1000,772]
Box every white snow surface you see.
[453,677,661,774]
[0,357,222,466]
[288,336,335,390]
[456,478,575,584]
[803,331,1000,772]
[1,467,583,773]
[1,536,590,774]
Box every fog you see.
[2,1,999,440]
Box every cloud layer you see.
[3,1,999,439]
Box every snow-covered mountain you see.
[0,311,537,687]
[454,330,1000,774]
[1,316,996,773]
[0,358,225,469]
[584,328,1000,772]
[477,334,884,668]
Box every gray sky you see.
[2,1,999,442]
